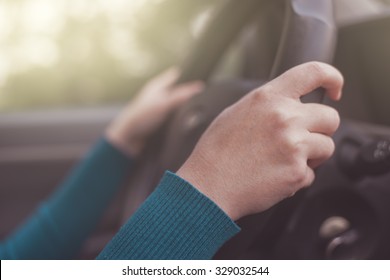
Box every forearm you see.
[0,138,133,259]
[97,171,240,260]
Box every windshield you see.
[0,0,219,112]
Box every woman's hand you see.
[106,68,204,156]
[177,62,343,221]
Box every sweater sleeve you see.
[97,171,240,260]
[0,138,133,260]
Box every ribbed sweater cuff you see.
[97,171,240,260]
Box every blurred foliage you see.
[0,0,218,111]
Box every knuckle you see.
[291,164,316,189]
[252,84,274,102]
[259,82,275,94]
[269,108,294,131]
[283,132,304,157]
[306,61,327,80]
[325,137,336,158]
[270,108,286,126]
[328,107,341,132]
[303,169,316,187]
[288,160,308,186]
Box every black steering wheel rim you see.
[178,0,336,85]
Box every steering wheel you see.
[120,0,337,259]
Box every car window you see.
[0,0,220,112]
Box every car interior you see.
[1,0,390,259]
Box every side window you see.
[0,0,220,112]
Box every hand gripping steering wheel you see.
[121,0,337,259]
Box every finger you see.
[303,166,315,188]
[291,167,316,195]
[305,133,335,168]
[172,81,205,96]
[308,158,323,169]
[302,103,340,136]
[170,81,205,106]
[152,67,180,88]
[266,61,344,101]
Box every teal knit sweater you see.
[0,138,239,259]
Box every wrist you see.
[176,158,241,221]
[105,125,144,157]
